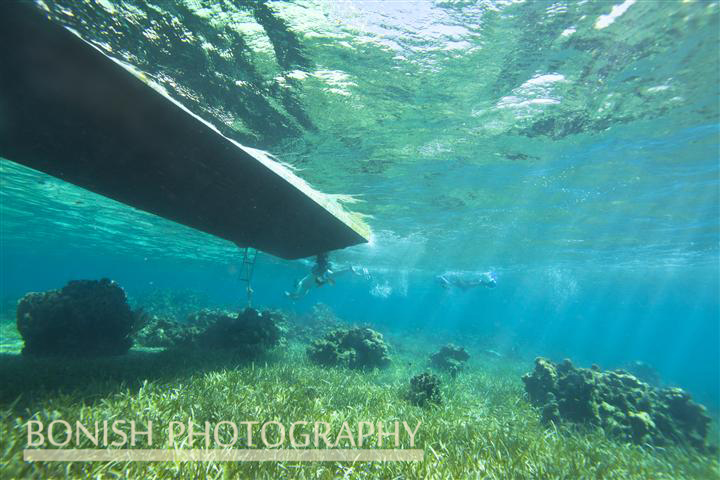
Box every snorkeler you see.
[436,270,497,290]
[285,252,370,299]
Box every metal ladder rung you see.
[239,248,257,307]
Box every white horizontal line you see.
[24,449,424,462]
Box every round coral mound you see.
[307,327,391,369]
[16,279,136,356]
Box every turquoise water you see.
[0,0,719,467]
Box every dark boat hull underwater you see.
[0,2,369,259]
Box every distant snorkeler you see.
[285,252,370,299]
[436,270,497,290]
